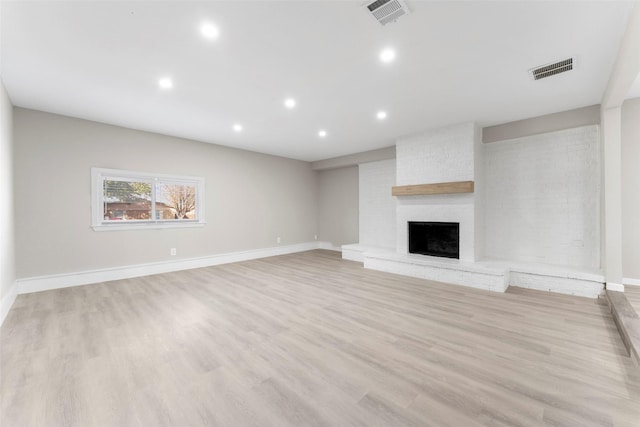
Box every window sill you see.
[92,221,206,232]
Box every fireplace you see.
[408,221,460,259]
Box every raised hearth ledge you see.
[606,290,640,367]
[392,180,474,196]
[341,244,604,298]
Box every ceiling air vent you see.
[365,0,410,26]
[529,58,574,80]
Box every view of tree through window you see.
[102,180,198,222]
[103,180,152,220]
[92,168,204,230]
[158,184,197,219]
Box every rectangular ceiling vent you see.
[365,0,410,26]
[529,58,574,80]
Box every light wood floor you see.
[625,285,640,314]
[2,250,639,427]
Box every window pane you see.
[92,168,204,230]
[103,179,152,221]
[157,183,197,220]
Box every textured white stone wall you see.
[396,122,475,185]
[365,255,508,293]
[342,245,365,263]
[353,122,602,297]
[395,122,479,262]
[483,125,600,269]
[359,159,396,249]
[509,272,603,298]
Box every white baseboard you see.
[16,242,326,295]
[606,282,625,292]
[0,281,18,327]
[623,277,640,287]
[317,241,342,252]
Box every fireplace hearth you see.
[408,222,460,259]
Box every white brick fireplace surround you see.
[343,123,604,298]
[395,122,482,262]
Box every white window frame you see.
[91,167,205,231]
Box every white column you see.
[601,107,624,291]
[600,2,640,291]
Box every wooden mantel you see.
[392,180,474,196]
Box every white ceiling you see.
[1,1,634,162]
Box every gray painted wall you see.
[622,97,640,280]
[10,102,635,282]
[0,80,15,301]
[13,108,318,278]
[311,146,395,171]
[316,166,359,247]
[482,105,600,143]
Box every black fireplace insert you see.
[408,221,459,259]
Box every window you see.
[91,168,205,231]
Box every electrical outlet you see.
[170,248,177,256]
[314,234,318,240]
[276,237,281,244]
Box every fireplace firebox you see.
[408,221,459,259]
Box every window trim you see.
[91,167,205,231]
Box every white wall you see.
[0,79,16,312]
[396,122,475,186]
[13,108,318,279]
[483,125,600,269]
[622,97,640,281]
[359,159,396,249]
[395,122,480,261]
[316,166,359,248]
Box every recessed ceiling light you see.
[158,77,173,89]
[318,130,327,138]
[233,124,243,132]
[379,48,396,63]
[376,111,387,120]
[201,23,219,40]
[284,98,296,109]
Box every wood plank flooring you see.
[2,250,639,426]
[625,286,640,314]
